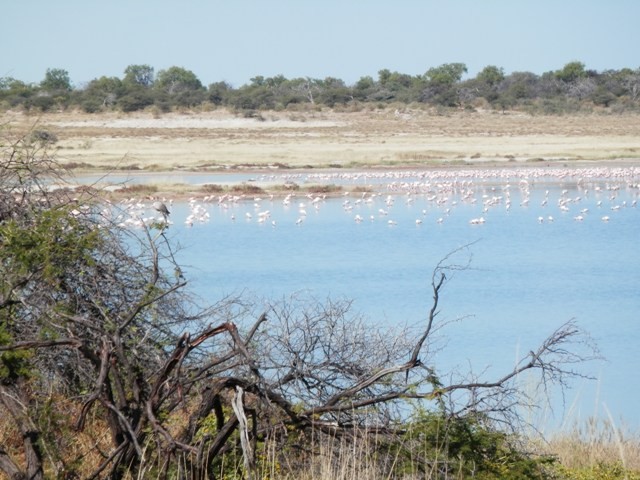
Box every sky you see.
[2,0,639,89]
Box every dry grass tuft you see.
[543,417,640,472]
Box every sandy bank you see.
[3,108,640,172]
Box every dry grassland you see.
[3,108,640,172]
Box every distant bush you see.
[29,129,58,145]
[231,182,265,194]
[201,183,225,193]
[306,184,342,194]
[119,183,158,194]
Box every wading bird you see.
[153,201,171,220]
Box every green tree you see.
[117,87,155,112]
[424,62,468,87]
[119,65,156,111]
[378,68,392,86]
[249,75,265,87]
[79,75,123,112]
[34,68,73,111]
[472,65,506,104]
[123,64,155,87]
[495,71,539,109]
[477,65,505,87]
[353,75,376,101]
[263,74,287,88]
[155,66,205,108]
[273,77,312,106]
[229,82,276,111]
[40,68,72,92]
[555,61,587,83]
[421,63,468,107]
[0,77,37,109]
[207,80,232,105]
[375,69,419,102]
[155,66,203,95]
[316,76,352,106]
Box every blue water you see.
[111,168,640,431]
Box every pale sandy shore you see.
[3,108,640,174]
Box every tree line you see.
[1,61,640,115]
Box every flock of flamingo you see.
[110,166,640,230]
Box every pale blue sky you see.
[2,0,638,88]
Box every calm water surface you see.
[112,168,640,430]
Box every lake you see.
[104,166,640,432]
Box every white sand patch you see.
[49,115,343,130]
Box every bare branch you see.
[0,338,82,351]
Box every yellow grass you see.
[539,417,640,471]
